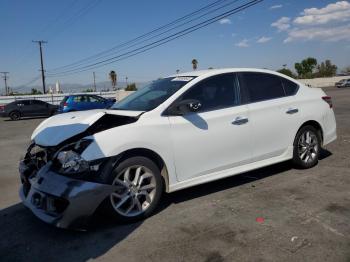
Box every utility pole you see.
[93,72,96,92]
[33,40,47,94]
[0,72,9,95]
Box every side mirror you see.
[112,99,116,103]
[168,99,202,115]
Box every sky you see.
[0,0,350,92]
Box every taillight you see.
[63,102,68,107]
[322,96,333,108]
[0,105,4,111]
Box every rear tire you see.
[101,156,163,223]
[9,111,20,121]
[292,125,321,169]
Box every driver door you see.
[167,73,253,182]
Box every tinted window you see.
[19,100,30,105]
[239,72,285,103]
[178,73,239,112]
[282,78,299,96]
[32,100,45,105]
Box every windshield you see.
[111,77,195,111]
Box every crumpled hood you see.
[32,109,143,147]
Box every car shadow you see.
[0,203,142,261]
[0,149,332,261]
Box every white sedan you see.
[19,68,337,228]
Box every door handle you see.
[232,116,248,125]
[286,108,298,114]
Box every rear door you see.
[31,100,49,115]
[238,72,300,162]
[72,95,90,111]
[167,73,253,182]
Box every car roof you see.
[169,68,289,78]
[168,67,299,84]
[68,94,102,97]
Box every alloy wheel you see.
[110,165,157,217]
[298,130,319,163]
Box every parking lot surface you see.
[0,87,349,262]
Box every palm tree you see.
[109,70,117,89]
[176,69,180,74]
[192,59,198,70]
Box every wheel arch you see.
[295,120,324,145]
[116,148,170,192]
[9,109,21,115]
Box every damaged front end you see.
[19,112,139,229]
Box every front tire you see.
[9,111,20,121]
[292,126,321,169]
[101,156,163,223]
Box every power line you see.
[0,72,9,95]
[48,0,231,72]
[13,0,101,88]
[20,75,42,87]
[48,0,262,77]
[47,0,102,41]
[33,40,48,93]
[51,0,244,74]
[10,0,79,69]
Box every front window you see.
[111,77,195,111]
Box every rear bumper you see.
[19,161,116,229]
[322,109,337,146]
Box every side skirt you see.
[168,146,293,193]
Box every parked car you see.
[0,100,58,120]
[19,68,336,229]
[58,94,116,113]
[335,79,350,88]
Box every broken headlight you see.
[56,139,92,174]
[57,150,89,174]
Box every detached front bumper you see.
[19,161,116,229]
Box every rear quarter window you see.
[282,78,299,96]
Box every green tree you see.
[294,57,317,78]
[315,60,337,77]
[31,88,42,95]
[125,83,137,91]
[191,59,198,70]
[277,68,296,78]
[109,70,117,89]
[83,88,94,92]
